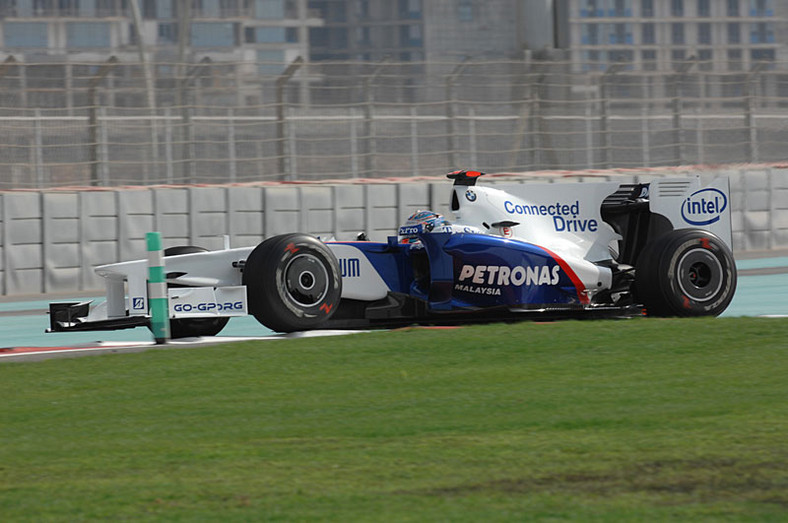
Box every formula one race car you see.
[49,170,737,337]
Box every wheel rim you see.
[282,253,329,308]
[676,248,723,302]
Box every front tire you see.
[242,234,342,333]
[635,229,736,317]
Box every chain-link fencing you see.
[3,57,788,189]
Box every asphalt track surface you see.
[1,254,786,362]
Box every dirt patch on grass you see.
[400,458,788,506]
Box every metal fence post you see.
[129,0,158,184]
[65,63,73,115]
[179,56,212,185]
[445,57,470,168]
[186,107,196,184]
[18,60,28,108]
[227,108,237,183]
[601,63,625,169]
[276,57,304,179]
[468,106,478,168]
[164,107,174,184]
[508,67,534,171]
[363,57,389,176]
[287,107,298,181]
[600,72,610,168]
[529,74,548,170]
[87,56,118,186]
[350,107,360,178]
[585,101,594,168]
[33,108,45,188]
[89,100,99,185]
[745,61,766,163]
[98,106,110,185]
[530,83,540,170]
[410,107,419,176]
[671,57,696,166]
[696,107,705,165]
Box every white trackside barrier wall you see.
[1,166,787,297]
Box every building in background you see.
[1,1,787,73]
[567,0,787,72]
[307,0,425,61]
[0,0,321,72]
[0,1,562,66]
[304,0,560,63]
[423,0,520,61]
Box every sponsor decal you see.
[339,257,361,278]
[504,200,580,217]
[681,188,727,226]
[398,224,424,236]
[435,225,478,234]
[454,284,501,296]
[173,301,244,313]
[465,189,477,202]
[401,223,479,238]
[132,297,145,310]
[553,215,598,233]
[503,200,598,232]
[456,264,561,296]
[501,226,513,238]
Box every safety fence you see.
[4,59,788,188]
[0,165,786,297]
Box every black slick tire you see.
[242,233,342,333]
[635,229,737,317]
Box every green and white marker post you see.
[146,232,170,344]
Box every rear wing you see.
[648,177,733,250]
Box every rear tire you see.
[162,246,229,338]
[242,234,342,333]
[635,229,736,317]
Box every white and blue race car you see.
[49,170,737,337]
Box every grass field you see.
[2,317,787,521]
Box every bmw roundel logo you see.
[465,189,477,202]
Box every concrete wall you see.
[1,166,787,296]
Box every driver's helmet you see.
[400,210,448,243]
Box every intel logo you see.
[681,188,727,226]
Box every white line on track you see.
[0,330,365,363]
